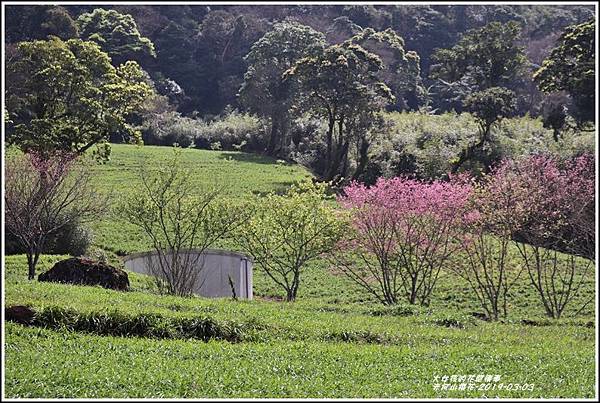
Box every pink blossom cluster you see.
[480,153,595,255]
[26,150,78,181]
[339,175,473,254]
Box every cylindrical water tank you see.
[122,248,253,299]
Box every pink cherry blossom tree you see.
[501,154,595,318]
[332,175,472,305]
[452,169,527,321]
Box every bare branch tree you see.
[4,151,104,279]
[516,244,592,319]
[508,154,595,318]
[453,233,523,321]
[121,147,251,297]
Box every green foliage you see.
[236,181,347,301]
[4,5,78,42]
[285,43,394,180]
[194,10,269,113]
[369,112,594,180]
[142,111,203,148]
[22,305,244,342]
[3,245,595,397]
[430,21,527,89]
[239,22,326,155]
[77,8,156,66]
[194,110,266,152]
[464,87,517,131]
[346,27,426,110]
[5,219,93,258]
[450,87,517,173]
[429,21,527,112]
[533,19,595,126]
[6,37,153,160]
[5,4,594,118]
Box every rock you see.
[5,305,35,325]
[38,257,129,291]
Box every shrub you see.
[6,219,93,257]
[4,151,104,279]
[490,154,595,318]
[120,147,251,297]
[194,110,267,152]
[26,306,244,342]
[451,154,595,321]
[141,111,205,148]
[235,181,347,302]
[287,115,329,171]
[368,111,595,181]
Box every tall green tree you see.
[6,37,153,161]
[452,87,516,173]
[285,43,394,181]
[239,22,326,156]
[77,8,156,66]
[429,21,527,110]
[346,28,426,111]
[194,10,268,114]
[533,19,595,127]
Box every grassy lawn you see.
[3,144,597,398]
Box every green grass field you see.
[3,144,597,398]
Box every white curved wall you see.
[122,249,253,299]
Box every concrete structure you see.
[122,249,253,299]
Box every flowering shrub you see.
[333,176,472,305]
[453,153,595,320]
[236,181,347,302]
[4,151,102,279]
[507,153,595,258]
[490,153,595,318]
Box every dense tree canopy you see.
[3,4,595,179]
[346,28,426,111]
[6,37,153,160]
[429,21,527,111]
[452,87,517,173]
[5,5,78,42]
[285,43,394,180]
[239,22,326,156]
[77,8,156,66]
[534,19,595,126]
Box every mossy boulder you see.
[38,257,129,291]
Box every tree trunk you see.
[325,118,335,168]
[325,123,350,181]
[266,117,280,156]
[352,136,370,180]
[26,247,39,280]
[286,288,296,302]
[409,275,418,305]
[451,124,490,173]
[26,253,35,280]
